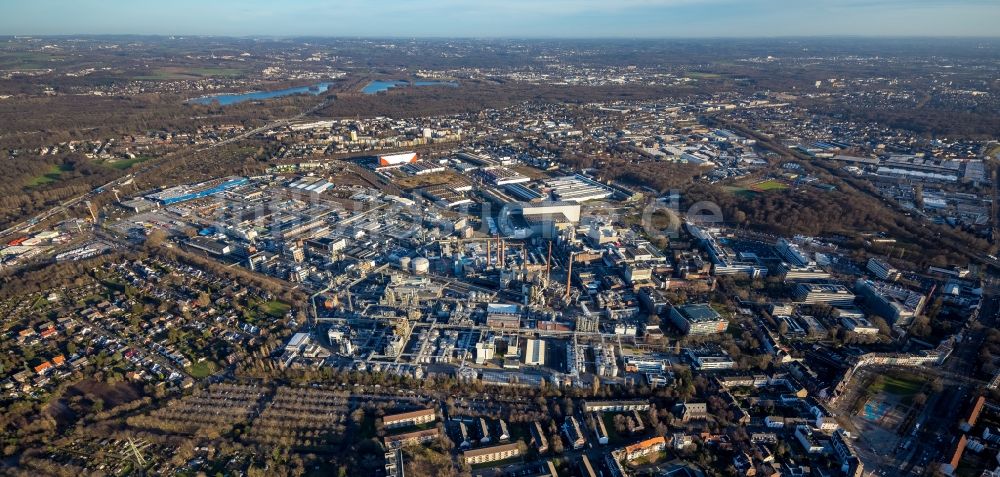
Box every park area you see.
[724,179,789,197]
[851,373,928,455]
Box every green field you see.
[27,163,73,187]
[600,412,629,446]
[0,51,63,69]
[103,156,152,170]
[243,299,292,323]
[686,71,721,79]
[186,360,218,379]
[724,179,789,197]
[752,179,789,191]
[722,186,758,198]
[134,67,245,81]
[261,300,291,318]
[871,374,924,397]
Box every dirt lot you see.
[394,170,467,191]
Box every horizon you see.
[6,34,1000,41]
[2,0,1000,39]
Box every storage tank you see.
[412,257,430,275]
[398,256,412,270]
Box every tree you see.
[195,291,211,308]
[146,229,168,248]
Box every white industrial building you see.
[524,339,546,366]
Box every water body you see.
[188,82,332,106]
[361,80,458,95]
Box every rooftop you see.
[676,304,722,323]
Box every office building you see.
[669,304,727,335]
[867,257,900,281]
[854,279,925,326]
[794,283,856,306]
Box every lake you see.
[361,80,458,95]
[188,82,332,106]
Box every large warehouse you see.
[524,339,546,366]
[146,176,249,205]
[543,174,613,203]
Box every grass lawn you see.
[686,72,721,79]
[261,300,291,318]
[724,180,788,197]
[104,156,152,170]
[187,360,218,379]
[752,179,789,191]
[600,412,629,446]
[100,279,126,294]
[722,185,758,198]
[871,374,925,397]
[27,163,73,187]
[133,67,245,80]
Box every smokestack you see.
[546,241,553,282]
[501,239,506,268]
[85,201,97,222]
[487,239,491,268]
[565,251,574,300]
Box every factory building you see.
[378,151,418,168]
[146,176,248,205]
[543,174,614,203]
[524,339,546,366]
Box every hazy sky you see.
[2,0,998,38]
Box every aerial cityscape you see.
[0,2,999,477]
